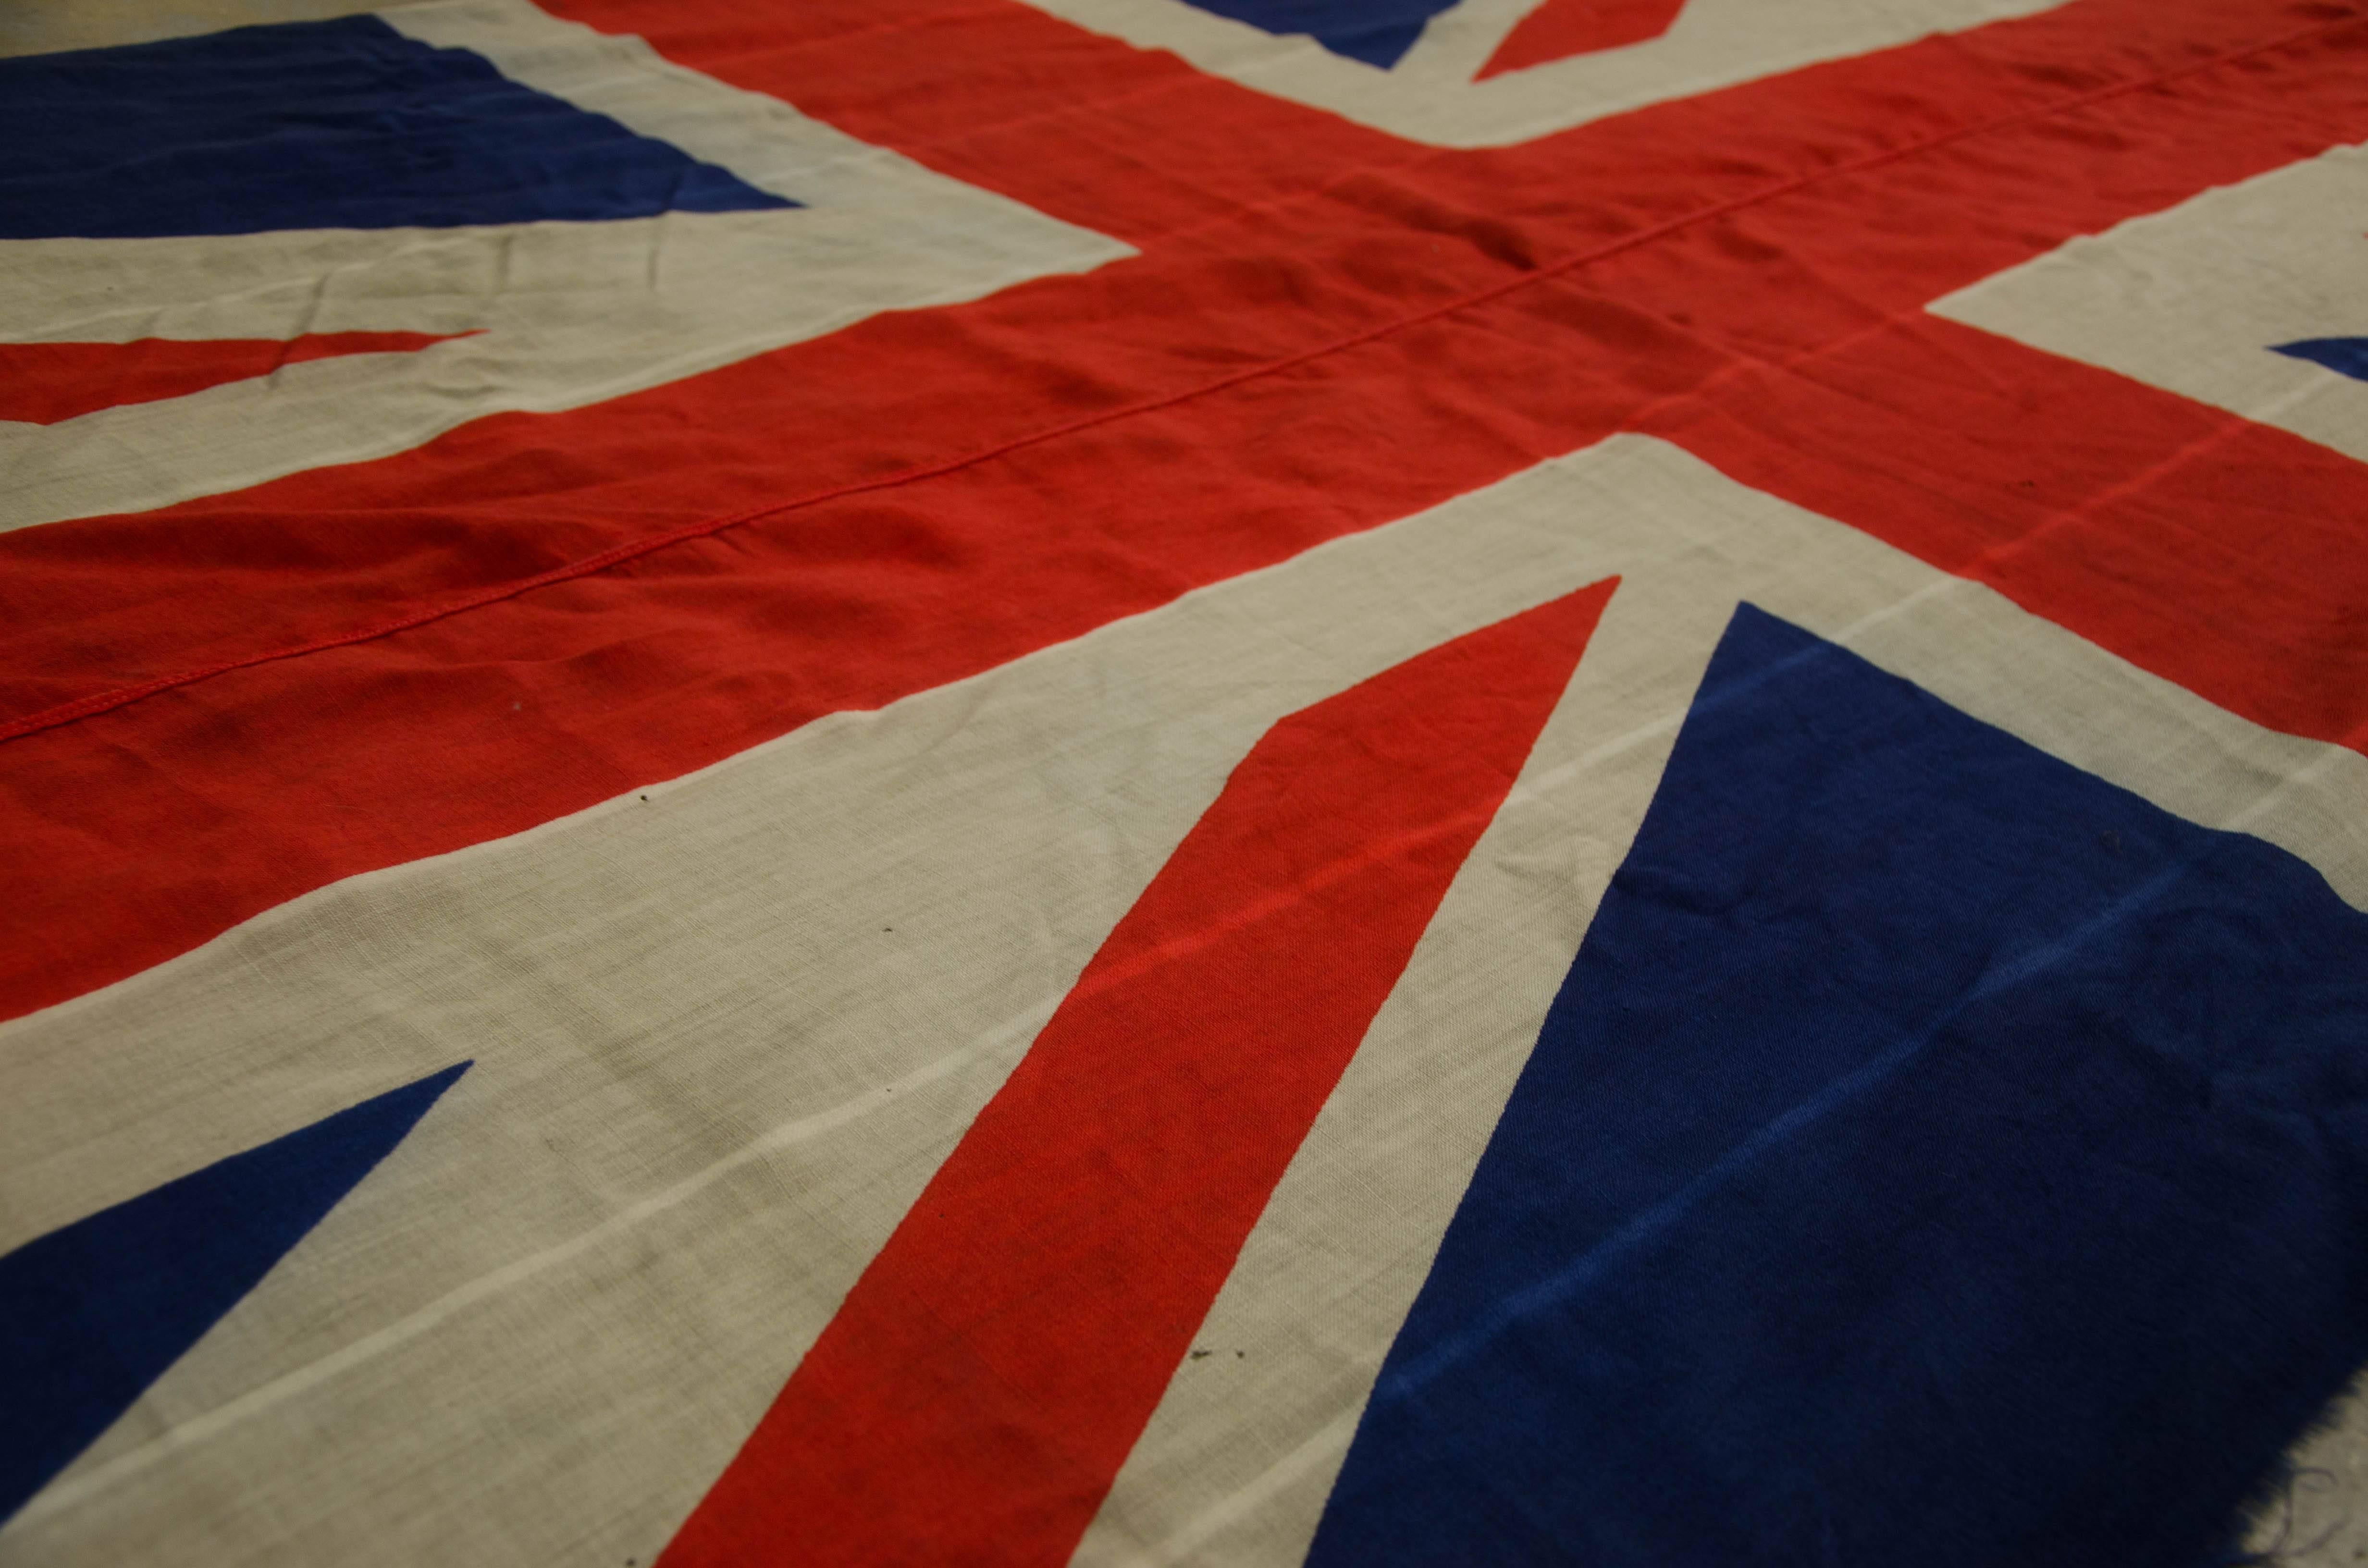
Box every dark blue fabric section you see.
[0,16,793,240]
[1174,0,1451,67]
[0,1061,470,1521]
[1308,605,2368,1568]
[2272,337,2368,385]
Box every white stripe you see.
[8,1015,1025,1531]
[1072,435,2368,1565]
[3,438,2358,1565]
[1933,140,2368,468]
[0,0,1127,531]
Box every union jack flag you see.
[2,1,2366,1564]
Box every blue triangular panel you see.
[1312,20,1431,69]
[2272,337,2368,385]
[0,1061,470,1521]
[1174,0,1448,67]
[1308,605,2368,1567]
[0,17,794,240]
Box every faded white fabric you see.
[1,0,2364,1559]
[1934,140,2368,467]
[0,0,1128,532]
[1,436,2359,1566]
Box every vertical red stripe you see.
[658,578,1617,1568]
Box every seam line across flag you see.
[0,6,2354,754]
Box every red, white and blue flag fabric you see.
[2,0,2367,1562]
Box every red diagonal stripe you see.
[0,333,459,426]
[0,0,2361,1028]
[657,578,1616,1568]
[1646,314,2368,749]
[1478,0,1689,79]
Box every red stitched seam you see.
[3,7,2358,748]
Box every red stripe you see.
[1645,314,2368,751]
[544,0,1414,248]
[0,1,2363,1024]
[0,333,457,427]
[3,0,2334,729]
[655,580,1616,1568]
[1478,0,1690,80]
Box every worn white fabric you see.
[1934,140,2368,468]
[3,0,2366,1562]
[2,434,2359,1565]
[0,0,1128,531]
